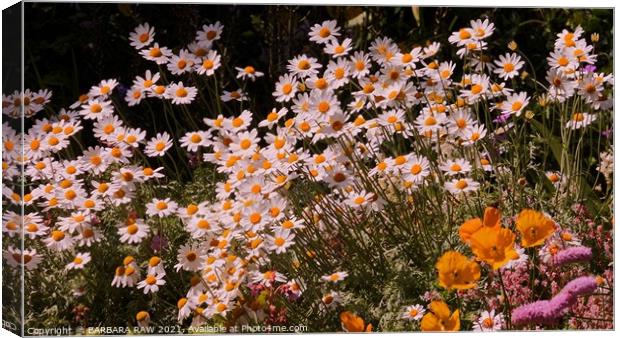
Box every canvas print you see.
[1,2,614,335]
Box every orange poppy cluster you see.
[426,207,557,331]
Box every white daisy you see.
[137,273,166,294]
[66,252,92,270]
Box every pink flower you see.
[553,246,592,266]
[512,276,598,327]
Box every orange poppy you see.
[436,251,480,290]
[458,206,501,243]
[469,226,520,270]
[515,209,556,247]
[420,300,460,331]
[340,311,372,332]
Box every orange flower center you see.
[281,83,293,95]
[455,179,468,190]
[146,275,157,285]
[298,60,310,70]
[149,47,162,58]
[176,88,188,98]
[319,27,330,38]
[139,33,149,43]
[503,63,515,72]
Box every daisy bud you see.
[520,71,529,80]
[297,82,306,92]
[508,40,518,51]
[136,311,150,327]
[537,94,549,107]
[524,110,535,120]
[591,33,600,43]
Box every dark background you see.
[23,3,613,111]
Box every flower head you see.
[420,301,460,331]
[436,251,480,290]
[459,206,500,239]
[515,209,556,247]
[469,227,519,270]
[339,311,372,332]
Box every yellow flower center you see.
[250,213,262,224]
[197,219,210,229]
[145,275,157,285]
[319,27,330,38]
[149,47,162,58]
[459,28,471,40]
[240,139,251,150]
[175,88,188,98]
[483,318,494,328]
[424,116,437,126]
[274,237,286,246]
[455,179,468,190]
[154,85,165,95]
[52,230,65,241]
[558,56,569,67]
[471,84,483,94]
[232,117,244,128]
[281,83,293,95]
[139,33,149,43]
[190,134,202,143]
[127,224,138,235]
[298,60,310,70]
[410,164,422,175]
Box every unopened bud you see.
[525,110,535,120]
[537,94,549,107]
[508,40,518,51]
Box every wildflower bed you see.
[2,14,614,333]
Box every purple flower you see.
[583,64,597,73]
[493,112,512,124]
[601,128,612,138]
[512,300,559,326]
[553,246,592,266]
[512,276,598,326]
[560,276,598,302]
[150,235,168,252]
